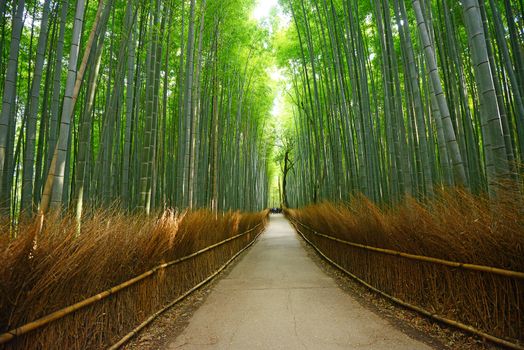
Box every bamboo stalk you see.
[294,225,524,350]
[108,228,264,349]
[288,218,524,279]
[0,223,264,345]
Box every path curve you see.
[167,214,432,349]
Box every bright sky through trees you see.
[252,0,290,119]
[252,0,291,207]
[252,0,278,20]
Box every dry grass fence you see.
[0,208,268,349]
[285,189,524,349]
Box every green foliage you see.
[277,0,524,207]
[0,0,277,219]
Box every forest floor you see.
[124,215,501,350]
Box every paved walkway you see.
[167,214,432,349]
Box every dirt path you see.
[165,214,433,349]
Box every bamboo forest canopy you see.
[275,0,524,207]
[0,0,275,219]
[1,0,524,220]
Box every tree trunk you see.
[40,0,103,213]
[412,0,468,187]
[21,0,52,214]
[0,0,25,214]
[462,0,509,196]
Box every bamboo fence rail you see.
[289,218,524,350]
[289,218,524,279]
[0,222,264,346]
[108,227,264,349]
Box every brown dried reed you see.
[0,208,267,349]
[286,188,524,344]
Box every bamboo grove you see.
[0,0,275,222]
[277,0,524,206]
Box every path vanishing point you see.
[167,214,433,349]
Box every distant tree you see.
[275,130,295,208]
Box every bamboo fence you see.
[288,217,524,350]
[0,221,266,349]
[290,219,524,279]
